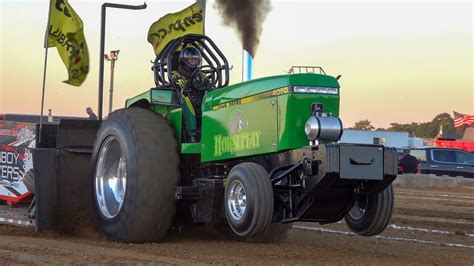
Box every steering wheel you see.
[190,65,218,91]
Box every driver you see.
[171,47,207,142]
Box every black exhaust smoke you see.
[215,0,271,57]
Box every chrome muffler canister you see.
[305,116,343,142]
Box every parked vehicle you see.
[398,151,419,174]
[409,147,474,178]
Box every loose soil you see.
[0,186,472,264]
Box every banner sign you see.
[0,121,35,202]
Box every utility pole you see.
[104,50,120,114]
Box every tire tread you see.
[92,108,179,243]
[344,184,394,236]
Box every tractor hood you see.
[200,73,341,162]
[203,73,340,112]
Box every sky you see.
[0,0,472,128]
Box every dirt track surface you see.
[1,186,473,264]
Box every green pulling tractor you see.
[33,34,397,243]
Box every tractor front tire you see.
[344,184,394,236]
[91,108,179,243]
[224,162,273,239]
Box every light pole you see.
[104,50,120,114]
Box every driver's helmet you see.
[178,47,202,73]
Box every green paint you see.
[126,73,340,161]
[201,73,340,162]
[151,89,174,103]
[181,143,201,154]
[125,88,183,143]
[167,108,183,144]
[125,89,152,108]
[203,73,339,112]
[277,93,339,150]
[201,98,278,162]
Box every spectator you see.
[86,107,98,120]
[399,149,419,174]
[47,109,53,122]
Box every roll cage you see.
[152,34,230,89]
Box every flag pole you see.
[196,0,206,34]
[39,0,53,144]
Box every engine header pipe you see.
[98,2,147,120]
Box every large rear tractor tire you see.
[91,108,179,243]
[344,184,394,236]
[224,162,274,240]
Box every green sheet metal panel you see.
[181,143,201,154]
[151,89,174,103]
[125,88,183,144]
[125,90,151,108]
[201,97,278,162]
[125,89,176,108]
[167,108,182,144]
[202,73,339,112]
[277,93,340,151]
[124,73,340,159]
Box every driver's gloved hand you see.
[197,76,212,91]
[192,75,204,89]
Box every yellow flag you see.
[147,2,204,55]
[48,0,89,86]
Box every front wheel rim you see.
[227,180,247,221]
[95,136,127,219]
[348,194,369,220]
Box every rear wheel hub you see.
[95,136,127,219]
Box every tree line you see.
[350,113,469,139]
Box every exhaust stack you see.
[242,49,253,81]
